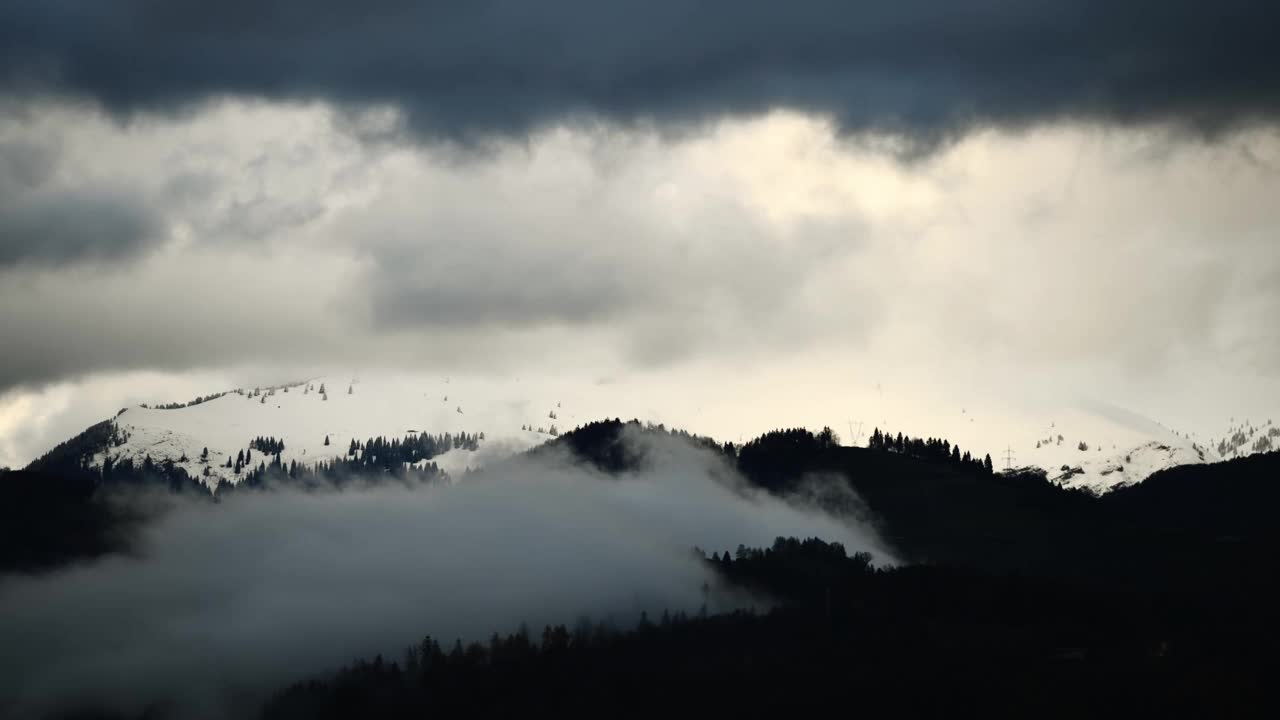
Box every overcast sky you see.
[2,1,1279,467]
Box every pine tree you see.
[324,435,330,446]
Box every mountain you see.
[1001,406,1217,494]
[543,420,1280,589]
[1016,412,1277,494]
[1211,417,1280,459]
[25,376,577,490]
[1032,438,1212,494]
[22,374,1272,496]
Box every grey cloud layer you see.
[0,106,878,392]
[2,105,1278,409]
[0,140,162,267]
[0,186,160,267]
[4,1,1278,145]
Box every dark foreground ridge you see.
[3,419,1278,718]
[257,421,1279,719]
[260,536,1269,719]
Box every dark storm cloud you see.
[3,1,1278,146]
[0,138,164,268]
[0,186,162,267]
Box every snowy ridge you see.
[1012,411,1280,494]
[1003,407,1219,494]
[54,373,1275,496]
[87,376,582,490]
[1212,418,1279,459]
[1039,440,1211,494]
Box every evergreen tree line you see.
[100,454,204,494]
[345,432,483,469]
[215,453,445,494]
[25,420,128,474]
[140,390,233,410]
[527,419,726,473]
[251,436,286,454]
[730,426,840,494]
[260,535,1271,719]
[226,446,262,474]
[868,427,993,474]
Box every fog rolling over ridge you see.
[0,429,888,719]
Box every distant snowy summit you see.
[1033,439,1211,494]
[75,377,575,491]
[1012,411,1278,494]
[29,375,1279,497]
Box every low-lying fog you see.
[0,430,891,719]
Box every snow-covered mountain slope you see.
[35,369,1270,496]
[84,375,607,490]
[1036,440,1211,494]
[1007,406,1217,494]
[1211,418,1279,459]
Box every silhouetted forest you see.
[2,427,484,570]
[217,453,444,494]
[259,535,1270,719]
[544,420,1280,594]
[0,469,142,574]
[345,432,482,466]
[867,425,994,474]
[249,436,286,455]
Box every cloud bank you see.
[4,1,1279,147]
[2,102,1279,467]
[0,432,889,719]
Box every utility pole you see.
[846,420,864,446]
[1004,446,1016,471]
